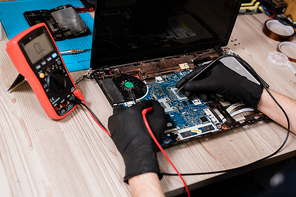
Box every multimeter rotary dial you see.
[6,23,78,119]
[47,70,67,94]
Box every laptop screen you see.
[91,0,242,68]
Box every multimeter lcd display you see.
[23,33,54,64]
[7,23,79,119]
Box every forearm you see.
[128,173,164,197]
[257,89,296,134]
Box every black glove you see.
[176,62,264,108]
[108,100,166,182]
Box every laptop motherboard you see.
[92,53,268,148]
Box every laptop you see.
[89,0,267,148]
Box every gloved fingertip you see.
[176,77,187,88]
[183,81,194,91]
[199,94,209,101]
[208,94,216,100]
[137,100,154,109]
[151,101,165,114]
[185,91,192,97]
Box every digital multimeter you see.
[6,23,80,119]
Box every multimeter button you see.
[39,73,45,78]
[47,71,66,94]
[57,60,62,65]
[36,65,41,70]
[41,61,46,66]
[55,106,59,111]
[47,57,52,62]
[52,53,57,58]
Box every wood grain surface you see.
[0,13,296,197]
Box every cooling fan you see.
[113,74,147,101]
[96,74,148,105]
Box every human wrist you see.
[257,89,269,111]
[238,79,264,108]
[129,172,165,197]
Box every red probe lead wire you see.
[74,88,189,194]
[73,89,111,136]
[142,107,190,197]
[82,101,111,136]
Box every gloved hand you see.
[176,62,264,108]
[108,100,166,183]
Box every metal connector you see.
[60,49,90,55]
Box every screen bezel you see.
[90,0,242,68]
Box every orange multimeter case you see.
[6,23,79,119]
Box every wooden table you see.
[0,13,296,197]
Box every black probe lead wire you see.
[79,102,108,132]
[161,55,291,176]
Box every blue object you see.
[120,70,221,147]
[0,0,94,72]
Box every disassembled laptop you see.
[79,48,268,148]
[77,0,268,148]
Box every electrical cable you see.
[71,89,111,136]
[226,102,245,113]
[141,107,190,197]
[80,101,110,136]
[73,89,189,195]
[220,107,254,123]
[73,54,290,192]
[219,102,245,121]
[160,55,290,177]
[230,108,254,117]
[178,54,245,93]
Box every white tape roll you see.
[277,41,296,63]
